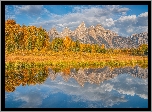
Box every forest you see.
[5,19,148,70]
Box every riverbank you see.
[5,51,148,70]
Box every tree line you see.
[5,19,50,52]
[5,19,148,56]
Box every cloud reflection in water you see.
[5,66,148,108]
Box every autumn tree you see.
[94,44,103,53]
[91,44,96,53]
[80,43,86,52]
[71,40,80,52]
[50,38,63,52]
[63,36,72,51]
[130,44,148,56]
[82,44,92,53]
[100,44,106,53]
[137,44,148,55]
[5,19,50,53]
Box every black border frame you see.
[1,1,151,111]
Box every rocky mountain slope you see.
[48,22,148,49]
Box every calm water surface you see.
[5,66,148,108]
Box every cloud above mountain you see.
[5,5,148,37]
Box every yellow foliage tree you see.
[80,43,85,52]
[63,36,72,51]
[5,19,51,53]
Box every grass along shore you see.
[5,51,148,70]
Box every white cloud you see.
[137,94,148,99]
[29,5,147,37]
[111,74,148,99]
[136,12,148,26]
[104,5,130,14]
[138,12,148,17]
[5,15,16,19]
[6,5,148,37]
[14,5,43,16]
[126,27,134,33]
[31,7,106,31]
[14,91,43,108]
[117,15,137,23]
[111,12,148,37]
[105,18,115,27]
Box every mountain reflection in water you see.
[49,66,148,87]
[5,66,148,108]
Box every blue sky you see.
[5,5,148,37]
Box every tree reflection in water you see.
[5,67,49,92]
[5,63,148,93]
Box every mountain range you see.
[48,22,148,49]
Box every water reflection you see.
[5,66,148,108]
[5,67,49,92]
[49,66,148,87]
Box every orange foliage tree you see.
[5,19,50,53]
[63,36,72,51]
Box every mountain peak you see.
[90,25,95,28]
[95,24,105,31]
[50,27,57,31]
[48,23,148,49]
[78,21,86,28]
